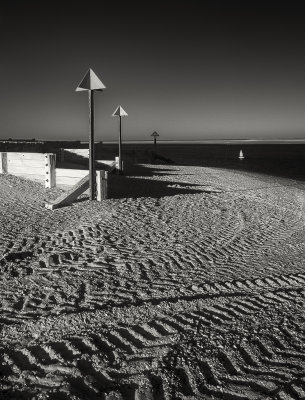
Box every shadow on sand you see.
[101,143,305,186]
[108,164,204,199]
[60,146,305,202]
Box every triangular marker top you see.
[76,68,106,91]
[112,105,128,117]
[151,131,159,137]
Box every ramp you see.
[45,174,89,210]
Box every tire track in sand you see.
[2,167,305,398]
[1,282,305,399]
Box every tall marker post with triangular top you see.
[112,105,128,175]
[76,69,106,200]
[151,131,159,147]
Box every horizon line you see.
[2,138,305,144]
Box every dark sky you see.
[1,0,305,141]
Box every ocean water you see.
[100,142,305,183]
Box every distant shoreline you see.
[103,139,305,145]
[2,138,305,146]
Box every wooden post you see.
[115,157,123,173]
[151,131,159,147]
[119,116,123,174]
[89,90,96,200]
[76,68,105,199]
[0,152,7,174]
[115,156,120,173]
[112,105,127,175]
[45,153,56,188]
[96,170,108,201]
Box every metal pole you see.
[89,90,95,200]
[119,116,122,174]
[154,137,156,147]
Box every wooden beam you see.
[6,165,44,174]
[63,149,89,158]
[115,157,123,174]
[98,159,116,172]
[45,174,89,210]
[115,156,119,169]
[55,169,89,187]
[56,168,89,178]
[6,152,47,177]
[7,153,46,161]
[0,152,7,173]
[7,158,44,167]
[96,170,108,201]
[45,154,56,188]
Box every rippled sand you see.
[1,159,305,399]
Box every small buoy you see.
[239,150,244,160]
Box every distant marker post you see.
[76,68,106,200]
[151,131,159,147]
[112,105,128,174]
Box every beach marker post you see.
[0,152,7,173]
[96,170,108,201]
[151,131,159,147]
[112,105,128,174]
[76,68,106,200]
[45,153,56,188]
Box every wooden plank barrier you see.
[60,148,89,164]
[64,148,90,157]
[0,153,114,208]
[96,170,108,201]
[55,168,89,188]
[59,148,117,173]
[0,152,56,187]
[46,170,108,210]
[101,159,117,172]
[45,174,90,210]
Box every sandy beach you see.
[1,150,305,399]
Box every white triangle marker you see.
[76,68,106,91]
[112,105,128,117]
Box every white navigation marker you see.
[113,105,128,117]
[112,105,128,174]
[76,68,106,91]
[239,150,244,160]
[76,69,106,200]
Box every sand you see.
[1,156,305,399]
